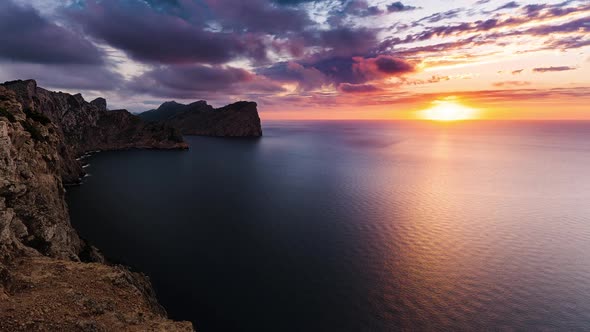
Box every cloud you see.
[271,0,318,5]
[67,0,270,65]
[203,0,312,34]
[0,63,124,91]
[258,61,329,90]
[493,81,531,87]
[533,66,577,73]
[0,1,104,64]
[416,9,463,24]
[128,64,285,98]
[400,2,590,46]
[344,0,384,17]
[493,1,520,12]
[315,27,379,56]
[338,83,381,93]
[387,2,419,13]
[352,55,416,81]
[259,54,416,90]
[512,69,524,75]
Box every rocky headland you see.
[0,80,192,331]
[139,100,263,137]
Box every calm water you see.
[67,121,590,331]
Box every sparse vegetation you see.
[20,120,45,142]
[0,108,16,123]
[24,108,51,125]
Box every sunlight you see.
[419,98,479,121]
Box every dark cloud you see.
[0,1,104,65]
[352,55,416,81]
[494,1,520,12]
[314,27,379,57]
[374,56,414,73]
[257,61,330,90]
[0,63,124,91]
[259,53,415,91]
[338,83,381,93]
[512,69,524,75]
[203,0,312,34]
[68,0,269,65]
[387,2,419,13]
[260,57,356,89]
[128,64,285,98]
[533,66,577,73]
[341,0,384,17]
[272,0,318,5]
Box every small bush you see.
[0,108,16,123]
[24,108,51,125]
[20,120,45,142]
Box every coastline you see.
[0,81,194,330]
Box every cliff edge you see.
[0,81,193,331]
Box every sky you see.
[0,0,588,120]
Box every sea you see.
[67,120,590,331]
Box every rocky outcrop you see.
[0,82,193,330]
[2,80,188,183]
[139,100,263,137]
[0,257,194,331]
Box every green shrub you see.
[20,120,45,142]
[24,108,51,125]
[0,108,16,123]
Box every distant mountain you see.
[139,100,213,122]
[139,100,262,137]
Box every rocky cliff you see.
[0,81,192,331]
[139,100,263,137]
[3,80,187,184]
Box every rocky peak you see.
[218,101,257,112]
[2,80,38,109]
[90,97,107,111]
[158,101,182,110]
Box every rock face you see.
[139,100,263,137]
[2,80,188,184]
[0,81,192,331]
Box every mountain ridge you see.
[139,100,263,137]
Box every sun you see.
[419,98,479,121]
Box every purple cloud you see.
[0,1,104,64]
[387,2,419,13]
[533,66,577,73]
[128,64,284,98]
[338,83,381,93]
[67,0,270,64]
[0,63,124,90]
[494,1,520,12]
[203,0,312,34]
